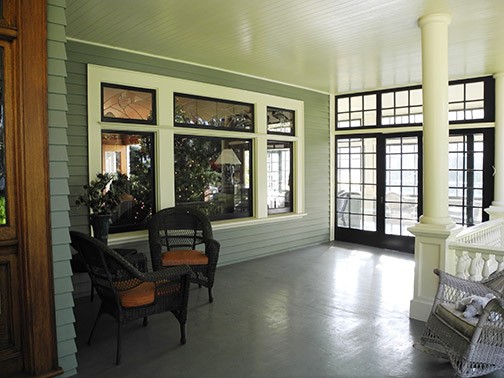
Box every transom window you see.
[381,87,423,125]
[174,93,254,131]
[336,77,494,129]
[267,107,295,135]
[448,80,485,121]
[336,94,377,128]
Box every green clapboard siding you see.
[66,40,331,267]
[48,0,78,376]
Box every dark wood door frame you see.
[0,1,62,376]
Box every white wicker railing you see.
[449,218,504,281]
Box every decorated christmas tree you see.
[174,136,221,203]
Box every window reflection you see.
[267,107,294,135]
[267,141,292,214]
[174,94,254,131]
[174,135,252,220]
[101,131,154,232]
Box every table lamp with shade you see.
[215,148,241,211]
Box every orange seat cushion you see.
[161,250,208,266]
[117,281,156,308]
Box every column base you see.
[410,296,434,322]
[408,222,462,321]
[485,204,504,220]
[419,214,455,227]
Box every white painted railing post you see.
[449,219,504,281]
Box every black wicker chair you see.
[70,231,191,365]
[148,206,220,303]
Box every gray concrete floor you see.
[73,242,504,377]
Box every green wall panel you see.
[66,40,331,266]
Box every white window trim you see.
[87,64,306,242]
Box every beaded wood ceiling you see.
[66,0,504,94]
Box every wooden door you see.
[0,1,61,376]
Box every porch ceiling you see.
[66,0,504,94]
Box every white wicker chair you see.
[419,268,504,377]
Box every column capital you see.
[418,13,452,28]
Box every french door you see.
[335,133,422,253]
[335,129,494,253]
[448,129,494,226]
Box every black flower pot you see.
[90,214,112,245]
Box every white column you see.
[418,13,452,226]
[409,14,461,322]
[486,73,504,219]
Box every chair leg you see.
[87,311,102,345]
[116,321,122,365]
[143,316,148,326]
[90,283,94,302]
[208,287,214,303]
[180,322,186,345]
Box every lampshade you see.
[216,149,242,165]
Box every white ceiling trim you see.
[67,37,331,95]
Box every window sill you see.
[212,212,308,231]
[107,212,308,246]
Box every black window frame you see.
[174,93,255,132]
[173,134,254,221]
[102,130,156,234]
[335,76,495,130]
[101,82,157,125]
[267,140,293,214]
[267,106,295,136]
[448,128,494,226]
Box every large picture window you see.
[87,65,305,240]
[174,135,252,220]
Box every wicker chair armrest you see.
[143,265,192,282]
[204,238,220,271]
[473,298,504,342]
[204,238,220,257]
[482,298,504,315]
[124,253,147,273]
[433,268,497,305]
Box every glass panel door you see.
[336,137,377,231]
[448,131,492,226]
[385,136,420,236]
[335,134,421,253]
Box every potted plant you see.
[75,172,129,244]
